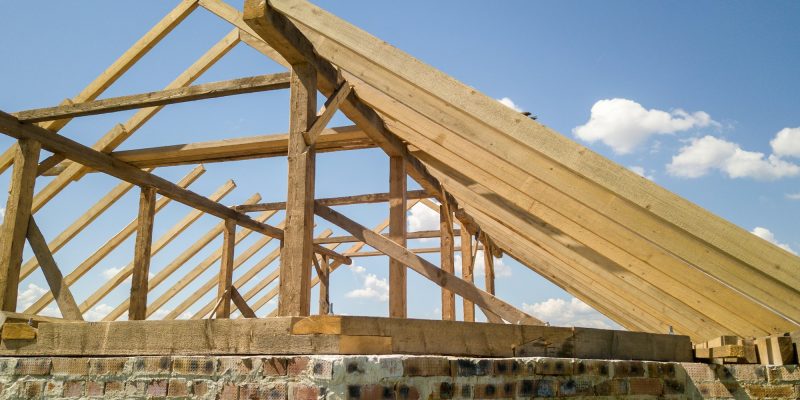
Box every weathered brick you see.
[125,379,148,396]
[612,360,645,378]
[680,362,715,382]
[312,359,334,379]
[218,357,257,376]
[239,383,263,399]
[724,364,766,383]
[402,357,451,377]
[492,359,521,376]
[15,357,51,375]
[218,382,238,400]
[662,378,686,395]
[345,357,366,375]
[395,384,420,400]
[264,357,289,376]
[62,380,85,397]
[745,383,797,398]
[517,380,535,397]
[628,377,663,396]
[104,381,125,395]
[573,359,610,377]
[451,358,491,376]
[43,380,62,397]
[52,358,90,375]
[695,381,733,398]
[193,380,211,397]
[133,356,171,375]
[86,380,104,396]
[168,378,190,397]
[172,356,215,376]
[594,379,628,396]
[559,378,593,396]
[474,382,515,398]
[291,383,323,400]
[457,384,472,399]
[535,358,572,376]
[767,365,800,383]
[90,358,128,375]
[534,379,558,397]
[265,383,289,400]
[378,357,403,377]
[287,356,311,376]
[349,384,396,400]
[646,362,676,379]
[146,379,169,397]
[22,380,45,398]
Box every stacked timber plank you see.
[0,315,692,361]
[694,333,799,365]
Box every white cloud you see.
[628,165,655,181]
[407,203,441,234]
[84,303,114,321]
[522,297,615,329]
[770,127,800,158]
[497,97,523,112]
[149,308,171,320]
[179,312,194,320]
[455,250,512,278]
[751,227,796,255]
[786,193,800,200]
[39,306,61,318]
[345,265,389,302]
[573,98,716,154]
[667,136,800,180]
[102,267,123,279]
[17,283,47,310]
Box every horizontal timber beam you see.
[14,73,290,123]
[236,190,429,212]
[42,125,374,175]
[349,244,484,258]
[315,229,460,244]
[0,110,283,238]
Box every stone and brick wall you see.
[0,355,798,399]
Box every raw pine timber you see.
[388,156,407,318]
[278,60,317,317]
[237,189,429,212]
[14,73,291,123]
[43,125,374,175]
[129,186,157,321]
[261,0,800,339]
[0,139,40,312]
[25,218,82,320]
[0,316,692,361]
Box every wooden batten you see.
[129,187,157,320]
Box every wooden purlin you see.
[264,0,800,331]
[15,73,291,123]
[0,0,200,174]
[44,126,373,175]
[23,167,205,315]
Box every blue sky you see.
[0,1,797,329]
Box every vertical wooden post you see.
[0,139,40,311]
[279,62,317,316]
[440,205,455,320]
[129,186,156,320]
[215,219,236,318]
[483,238,495,295]
[388,156,407,318]
[460,225,475,322]
[318,255,330,315]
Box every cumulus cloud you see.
[497,97,523,112]
[102,267,123,279]
[751,227,795,255]
[628,165,655,181]
[786,193,800,200]
[770,127,800,158]
[149,308,171,320]
[84,303,114,321]
[17,283,47,310]
[667,136,800,180]
[345,265,389,302]
[573,98,716,154]
[407,203,442,238]
[455,250,512,278]
[522,297,616,329]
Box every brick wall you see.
[0,355,798,399]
